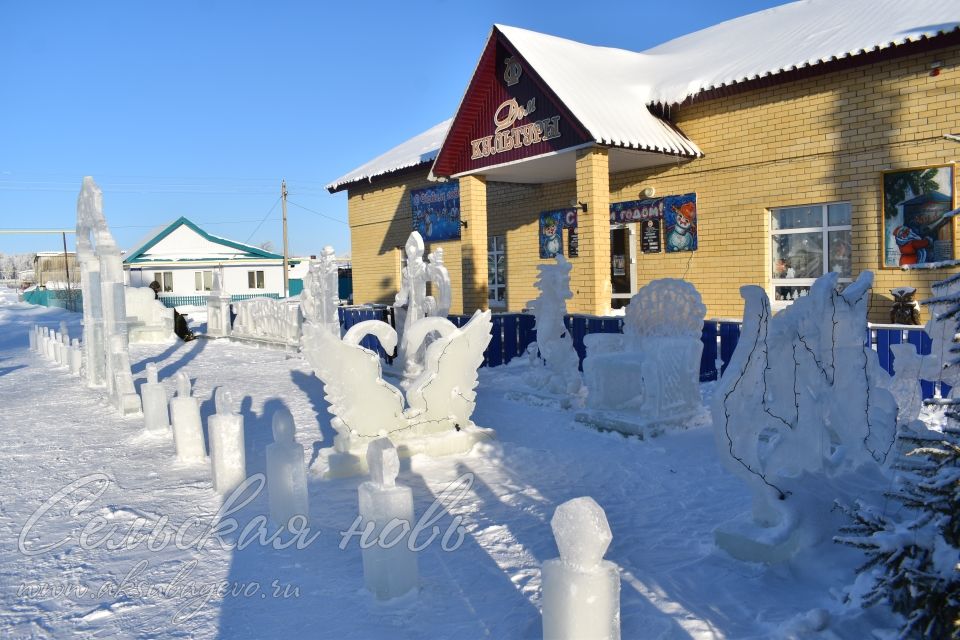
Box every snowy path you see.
[0,292,881,639]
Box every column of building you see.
[571,146,612,315]
[458,174,489,314]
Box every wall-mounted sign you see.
[640,218,662,253]
[567,227,579,257]
[881,164,955,268]
[610,193,698,252]
[431,35,590,178]
[539,210,565,259]
[411,182,461,242]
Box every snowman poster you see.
[539,210,564,258]
[663,193,698,252]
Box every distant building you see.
[123,217,288,298]
[34,252,79,289]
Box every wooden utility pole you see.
[281,179,289,298]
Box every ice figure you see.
[301,309,493,477]
[125,287,175,343]
[579,279,705,436]
[232,297,301,346]
[393,232,452,384]
[141,363,170,434]
[208,387,247,494]
[358,437,418,600]
[75,177,139,415]
[887,342,941,426]
[266,406,309,526]
[541,497,620,640]
[712,271,898,562]
[206,271,232,338]
[526,255,582,395]
[299,246,340,337]
[170,373,205,463]
[69,338,82,376]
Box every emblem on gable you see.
[503,56,522,86]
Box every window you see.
[248,270,265,289]
[487,235,507,307]
[771,202,852,302]
[153,271,173,293]
[194,270,213,291]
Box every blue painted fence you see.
[340,307,949,400]
[157,293,280,308]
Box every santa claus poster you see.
[882,165,955,268]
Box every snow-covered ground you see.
[0,289,895,639]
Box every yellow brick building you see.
[327,5,960,322]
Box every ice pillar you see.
[541,497,620,640]
[208,387,246,494]
[358,437,418,600]
[265,406,309,526]
[69,338,82,376]
[28,325,36,352]
[141,363,170,434]
[170,373,205,463]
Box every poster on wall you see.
[539,210,564,258]
[640,218,661,253]
[882,164,956,268]
[567,227,579,257]
[663,193,698,252]
[411,182,461,242]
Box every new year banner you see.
[411,182,461,242]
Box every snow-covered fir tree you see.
[836,271,960,638]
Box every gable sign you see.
[432,31,590,178]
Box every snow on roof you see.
[326,118,453,192]
[329,0,959,188]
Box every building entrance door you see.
[610,224,636,309]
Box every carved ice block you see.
[69,339,82,375]
[359,438,418,600]
[141,363,170,434]
[208,388,246,494]
[266,407,309,526]
[170,373,205,463]
[541,497,620,640]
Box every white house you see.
[124,217,288,298]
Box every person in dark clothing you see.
[149,281,195,341]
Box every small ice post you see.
[141,363,170,434]
[208,387,246,494]
[28,325,36,352]
[69,338,82,376]
[52,331,63,365]
[541,497,620,640]
[170,373,205,463]
[265,406,309,526]
[358,437,418,600]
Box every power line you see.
[245,196,283,243]
[286,200,348,225]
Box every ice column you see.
[141,363,170,434]
[208,388,246,494]
[69,338,82,375]
[206,271,232,338]
[170,373,205,463]
[265,407,309,526]
[358,437,418,600]
[541,497,620,640]
[28,325,36,352]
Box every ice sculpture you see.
[266,406,309,526]
[887,342,941,426]
[231,297,301,347]
[302,309,494,477]
[170,373,205,463]
[541,497,620,640]
[141,363,170,434]
[578,279,706,436]
[76,177,140,415]
[208,387,247,494]
[69,338,82,376]
[358,437,418,600]
[393,232,452,383]
[125,286,175,343]
[300,246,340,337]
[712,271,898,562]
[206,271,232,338]
[526,255,582,395]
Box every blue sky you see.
[0,0,790,256]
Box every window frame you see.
[194,270,213,292]
[770,202,852,303]
[248,270,265,289]
[487,235,507,308]
[154,271,173,293]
